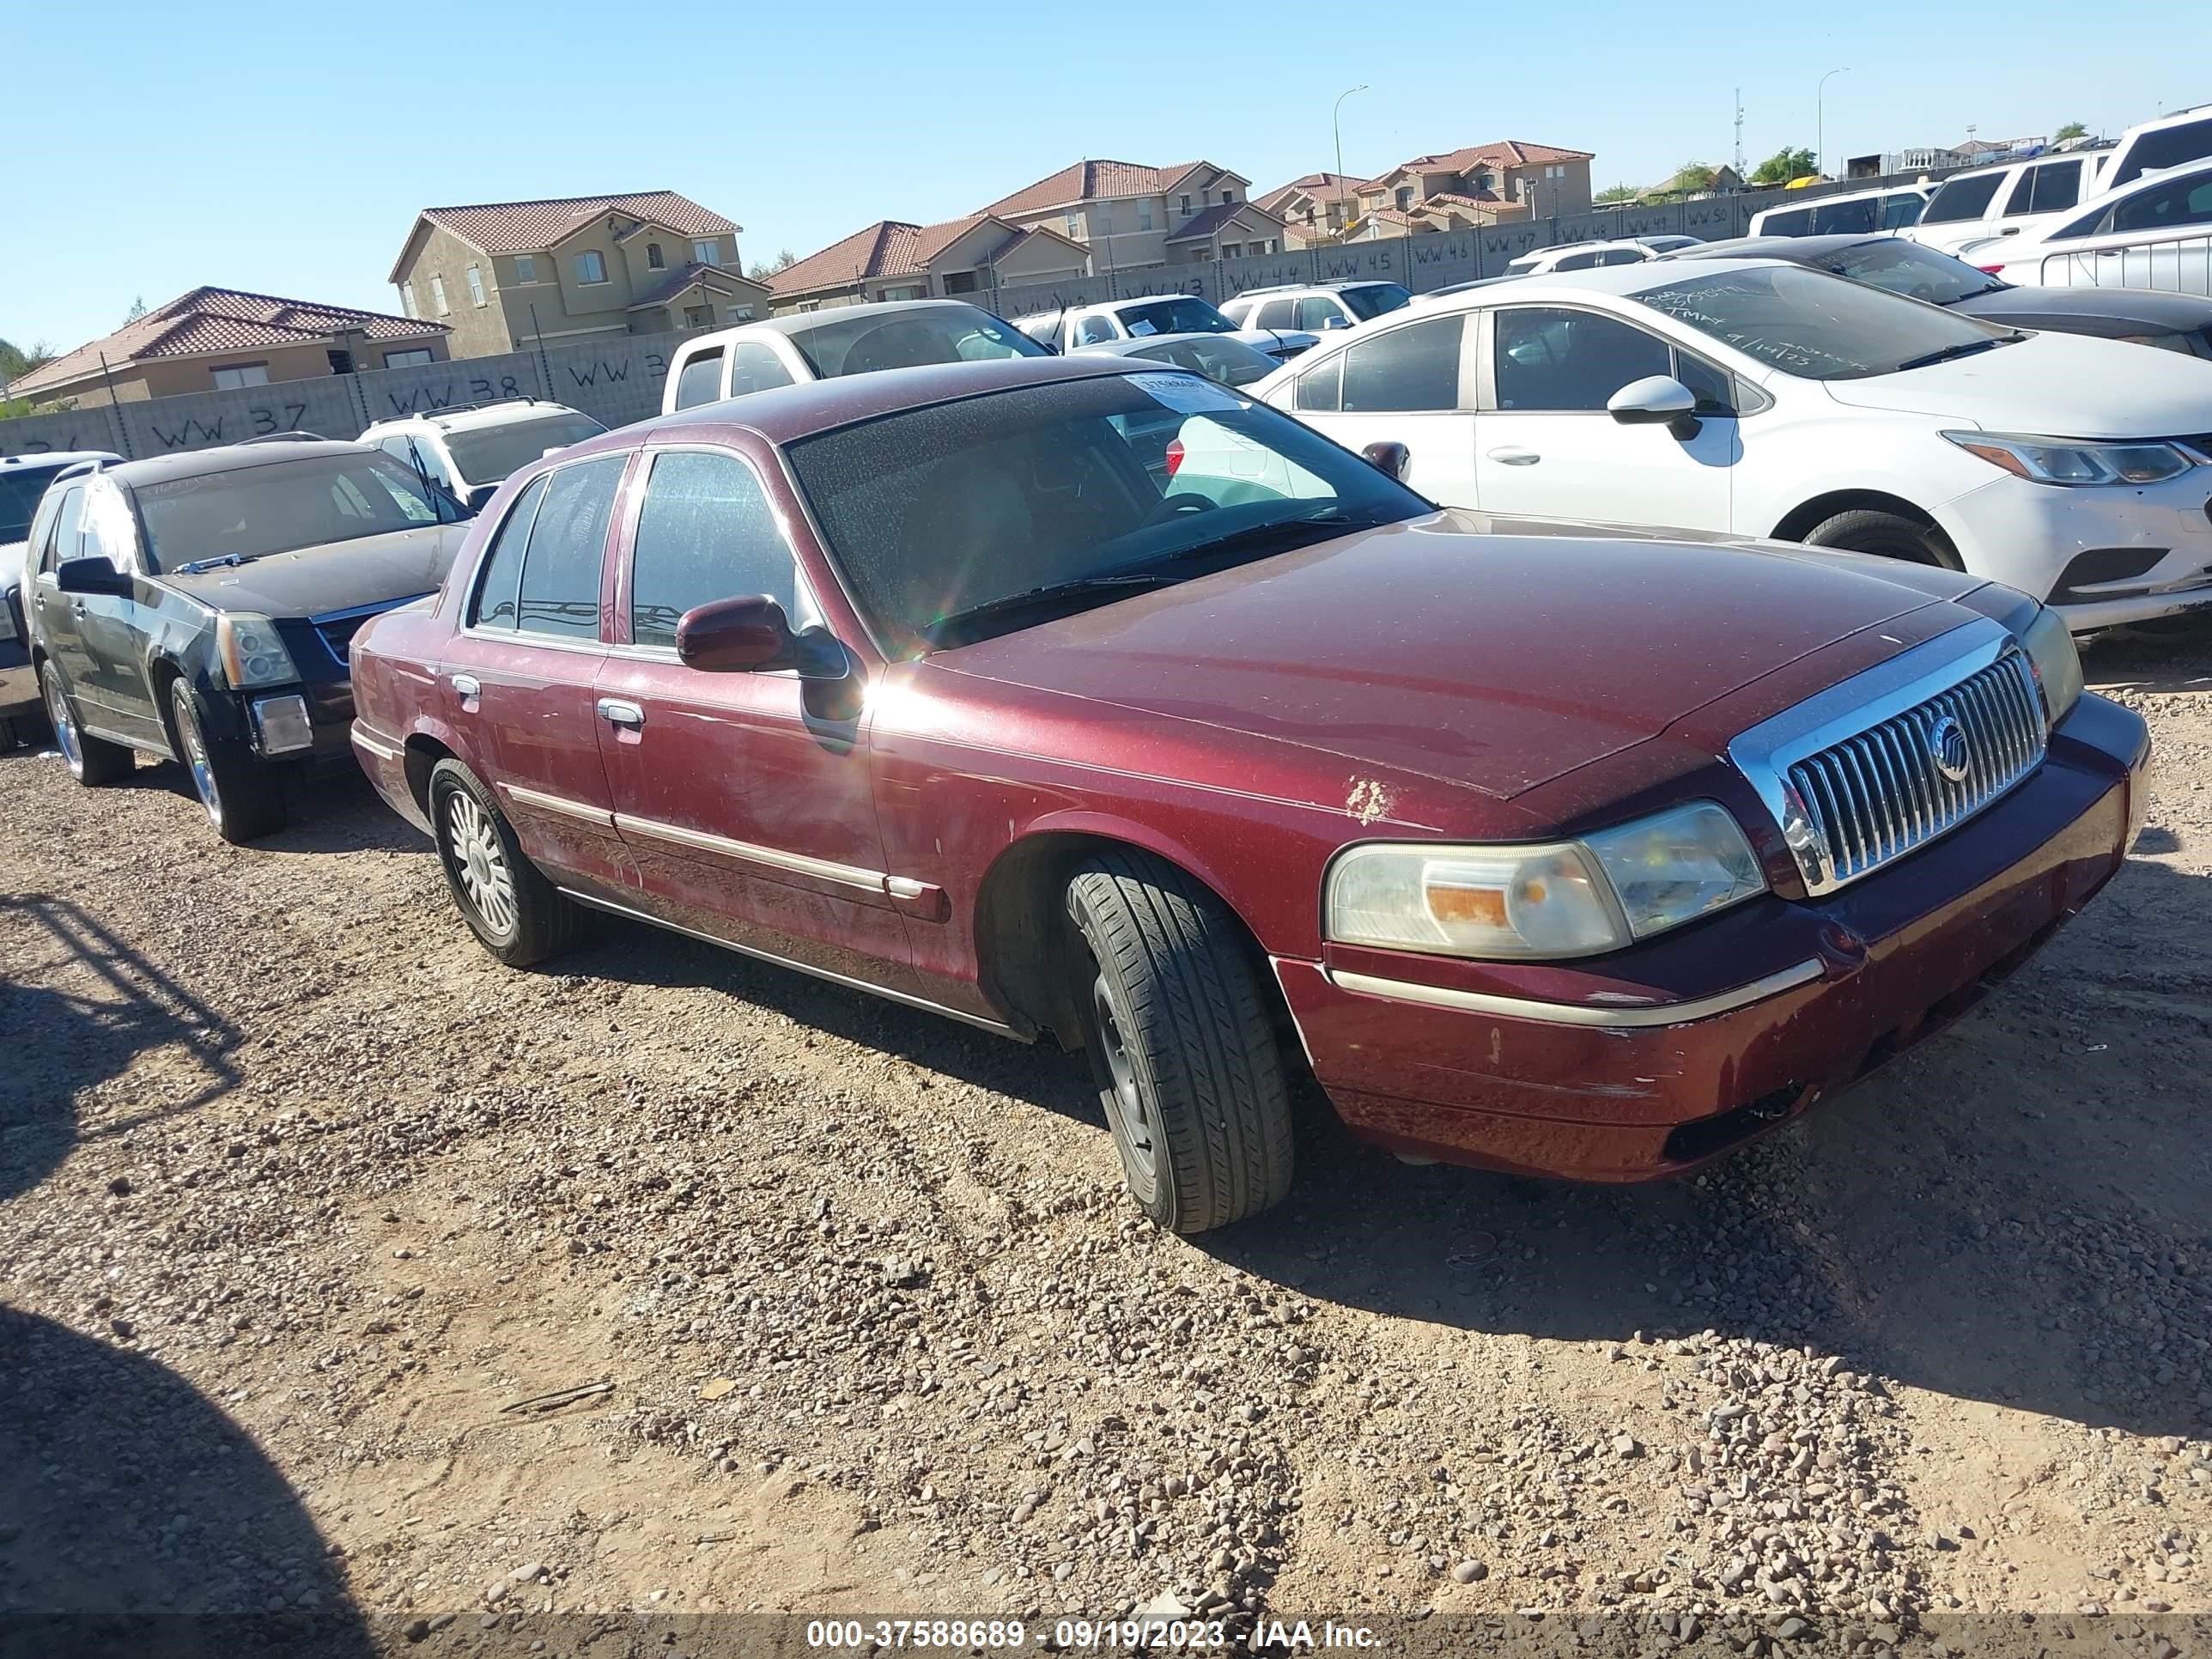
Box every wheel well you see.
[147,659,186,759]
[403,734,456,817]
[1769,489,1940,544]
[973,832,1290,1058]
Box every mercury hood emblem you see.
[1928,714,1971,784]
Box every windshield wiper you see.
[173,552,259,576]
[1150,507,1398,567]
[1895,333,2023,371]
[926,571,1182,641]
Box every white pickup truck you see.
[1011,295,1317,362]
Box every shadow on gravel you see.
[0,894,241,1203]
[2081,623,2212,696]
[0,1305,372,1658]
[1204,854,2212,1445]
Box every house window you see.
[1222,243,1243,259]
[1473,169,1494,191]
[1395,185,1414,211]
[1139,201,1153,230]
[942,271,977,295]
[465,264,486,306]
[880,284,926,301]
[684,303,714,328]
[514,254,538,283]
[1066,214,1081,238]
[1180,194,1193,214]
[399,284,418,319]
[576,251,607,284]
[429,275,448,315]
[796,299,821,313]
[693,240,721,266]
[729,304,755,321]
[385,348,434,368]
[647,242,666,270]
[1221,189,1233,204]
[212,363,269,389]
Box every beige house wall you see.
[39,331,451,407]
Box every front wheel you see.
[428,758,579,966]
[169,678,285,843]
[41,661,132,786]
[1802,507,1960,568]
[1065,849,1295,1233]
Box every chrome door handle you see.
[597,697,645,729]
[450,673,480,698]
[1487,447,1541,465]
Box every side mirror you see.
[1361,441,1412,482]
[1607,374,1699,435]
[465,483,501,514]
[1322,315,1352,330]
[56,556,133,598]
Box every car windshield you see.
[785,372,1428,652]
[787,309,1046,379]
[441,412,607,484]
[1920,173,2006,223]
[1630,265,2019,380]
[1115,298,1235,337]
[1127,336,1280,386]
[132,451,461,571]
[1342,283,1413,319]
[1808,239,2007,304]
[0,466,65,544]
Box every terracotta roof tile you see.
[770,212,1074,297]
[391,191,738,280]
[626,262,773,310]
[1164,200,1285,242]
[10,287,445,398]
[982,159,1233,218]
[1363,140,1593,190]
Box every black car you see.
[23,436,469,842]
[1673,234,2212,358]
[3,450,123,746]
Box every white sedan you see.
[1255,258,2212,631]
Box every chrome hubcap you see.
[173,689,222,826]
[44,673,81,773]
[1093,971,1160,1200]
[446,790,517,936]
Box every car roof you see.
[1419,257,1798,307]
[370,400,588,433]
[642,353,1147,447]
[100,437,378,488]
[1074,332,1273,356]
[1679,233,1885,260]
[0,449,121,471]
[756,299,994,338]
[1231,280,1395,295]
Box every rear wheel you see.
[1802,507,1960,568]
[428,757,579,966]
[1064,848,1295,1233]
[40,661,132,786]
[169,678,285,843]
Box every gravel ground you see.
[3,624,2210,1657]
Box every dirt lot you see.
[3,625,2210,1657]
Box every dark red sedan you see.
[349,356,2149,1232]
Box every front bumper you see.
[1274,692,2150,1182]
[1939,471,2212,631]
[204,676,360,769]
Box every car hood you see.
[1231,327,1321,356]
[1817,328,2212,434]
[932,509,1960,800]
[1954,283,2212,334]
[159,522,468,618]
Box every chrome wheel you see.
[42,667,82,776]
[170,683,222,829]
[445,788,518,938]
[1091,969,1162,1204]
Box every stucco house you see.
[6,288,451,407]
[386,191,770,357]
[768,213,1091,313]
[1258,173,1364,244]
[983,160,1281,269]
[1354,141,1595,225]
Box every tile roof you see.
[10,287,447,398]
[1164,200,1285,242]
[1257,173,1363,213]
[392,191,738,279]
[1364,140,1594,189]
[626,262,773,310]
[1424,190,1508,209]
[769,213,1066,296]
[982,159,1226,217]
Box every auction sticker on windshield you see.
[1127,373,1246,415]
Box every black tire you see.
[1064,848,1295,1233]
[168,677,286,844]
[428,757,579,967]
[1801,507,1960,568]
[40,660,132,786]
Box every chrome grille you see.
[1782,651,2045,890]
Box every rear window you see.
[1342,283,1412,320]
[442,412,607,485]
[2112,117,2212,187]
[1755,207,1814,237]
[672,349,725,410]
[0,465,67,544]
[1810,196,1879,234]
[787,309,1045,378]
[1921,173,2006,223]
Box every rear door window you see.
[1881,191,1927,228]
[1293,354,1343,412]
[726,343,794,397]
[514,456,624,639]
[2025,160,2083,213]
[1255,299,1297,330]
[1811,195,1879,234]
[1758,207,1814,236]
[672,349,725,410]
[38,483,87,574]
[468,475,547,630]
[1339,314,1466,411]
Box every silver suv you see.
[358,399,605,514]
[1219,281,1411,334]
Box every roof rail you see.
[48,459,109,483]
[416,397,542,418]
[236,430,338,446]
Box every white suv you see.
[1219,281,1411,334]
[661,300,1045,413]
[1748,183,1932,238]
[360,400,605,513]
[1906,155,2100,255]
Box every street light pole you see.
[1817,67,1850,179]
[1334,83,1369,210]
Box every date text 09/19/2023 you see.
[803,1620,1382,1650]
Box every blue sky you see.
[0,0,2189,354]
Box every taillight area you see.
[1164,438,1185,476]
[1974,263,2007,275]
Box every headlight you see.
[216,613,300,689]
[1325,801,1766,961]
[2020,605,2084,726]
[1942,431,2200,486]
